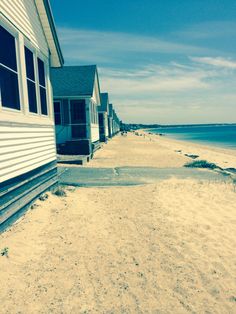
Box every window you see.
[37,58,47,115]
[54,101,61,125]
[70,100,86,124]
[25,47,37,113]
[0,25,20,110]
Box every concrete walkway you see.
[58,166,230,187]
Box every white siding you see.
[91,124,100,143]
[0,124,56,183]
[104,114,109,137]
[90,74,100,143]
[0,1,58,185]
[1,0,48,57]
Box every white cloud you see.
[99,64,210,96]
[190,56,236,69]
[58,27,210,65]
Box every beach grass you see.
[184,160,219,170]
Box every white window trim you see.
[37,54,50,117]
[0,18,23,114]
[23,41,39,116]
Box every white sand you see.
[87,132,236,170]
[0,133,236,313]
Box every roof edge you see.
[42,0,64,66]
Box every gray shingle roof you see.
[51,65,97,97]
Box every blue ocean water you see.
[149,125,236,149]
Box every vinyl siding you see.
[104,115,109,137]
[1,0,48,57]
[91,124,100,143]
[0,124,56,183]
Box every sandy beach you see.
[0,132,236,313]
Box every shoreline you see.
[149,132,236,152]
[71,131,236,172]
[141,131,236,170]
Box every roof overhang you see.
[35,0,64,67]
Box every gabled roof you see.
[51,65,97,97]
[35,0,64,67]
[100,92,109,111]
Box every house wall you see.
[90,122,100,143]
[108,117,113,138]
[104,113,109,137]
[90,74,100,143]
[0,7,56,185]
[0,122,56,183]
[0,1,59,228]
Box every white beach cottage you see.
[51,65,101,157]
[0,0,64,228]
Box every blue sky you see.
[51,0,236,124]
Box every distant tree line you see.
[120,122,236,131]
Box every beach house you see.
[0,0,64,227]
[51,65,101,156]
[98,92,109,142]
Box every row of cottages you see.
[0,0,121,229]
[107,104,121,138]
[51,67,121,156]
[0,0,64,228]
[112,110,121,135]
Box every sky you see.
[51,0,236,124]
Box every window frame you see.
[24,43,39,115]
[37,56,49,117]
[0,16,51,119]
[0,20,22,113]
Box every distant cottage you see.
[51,65,101,157]
[0,0,63,228]
[98,93,110,142]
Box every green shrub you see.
[184,160,218,170]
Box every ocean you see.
[148,125,236,150]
